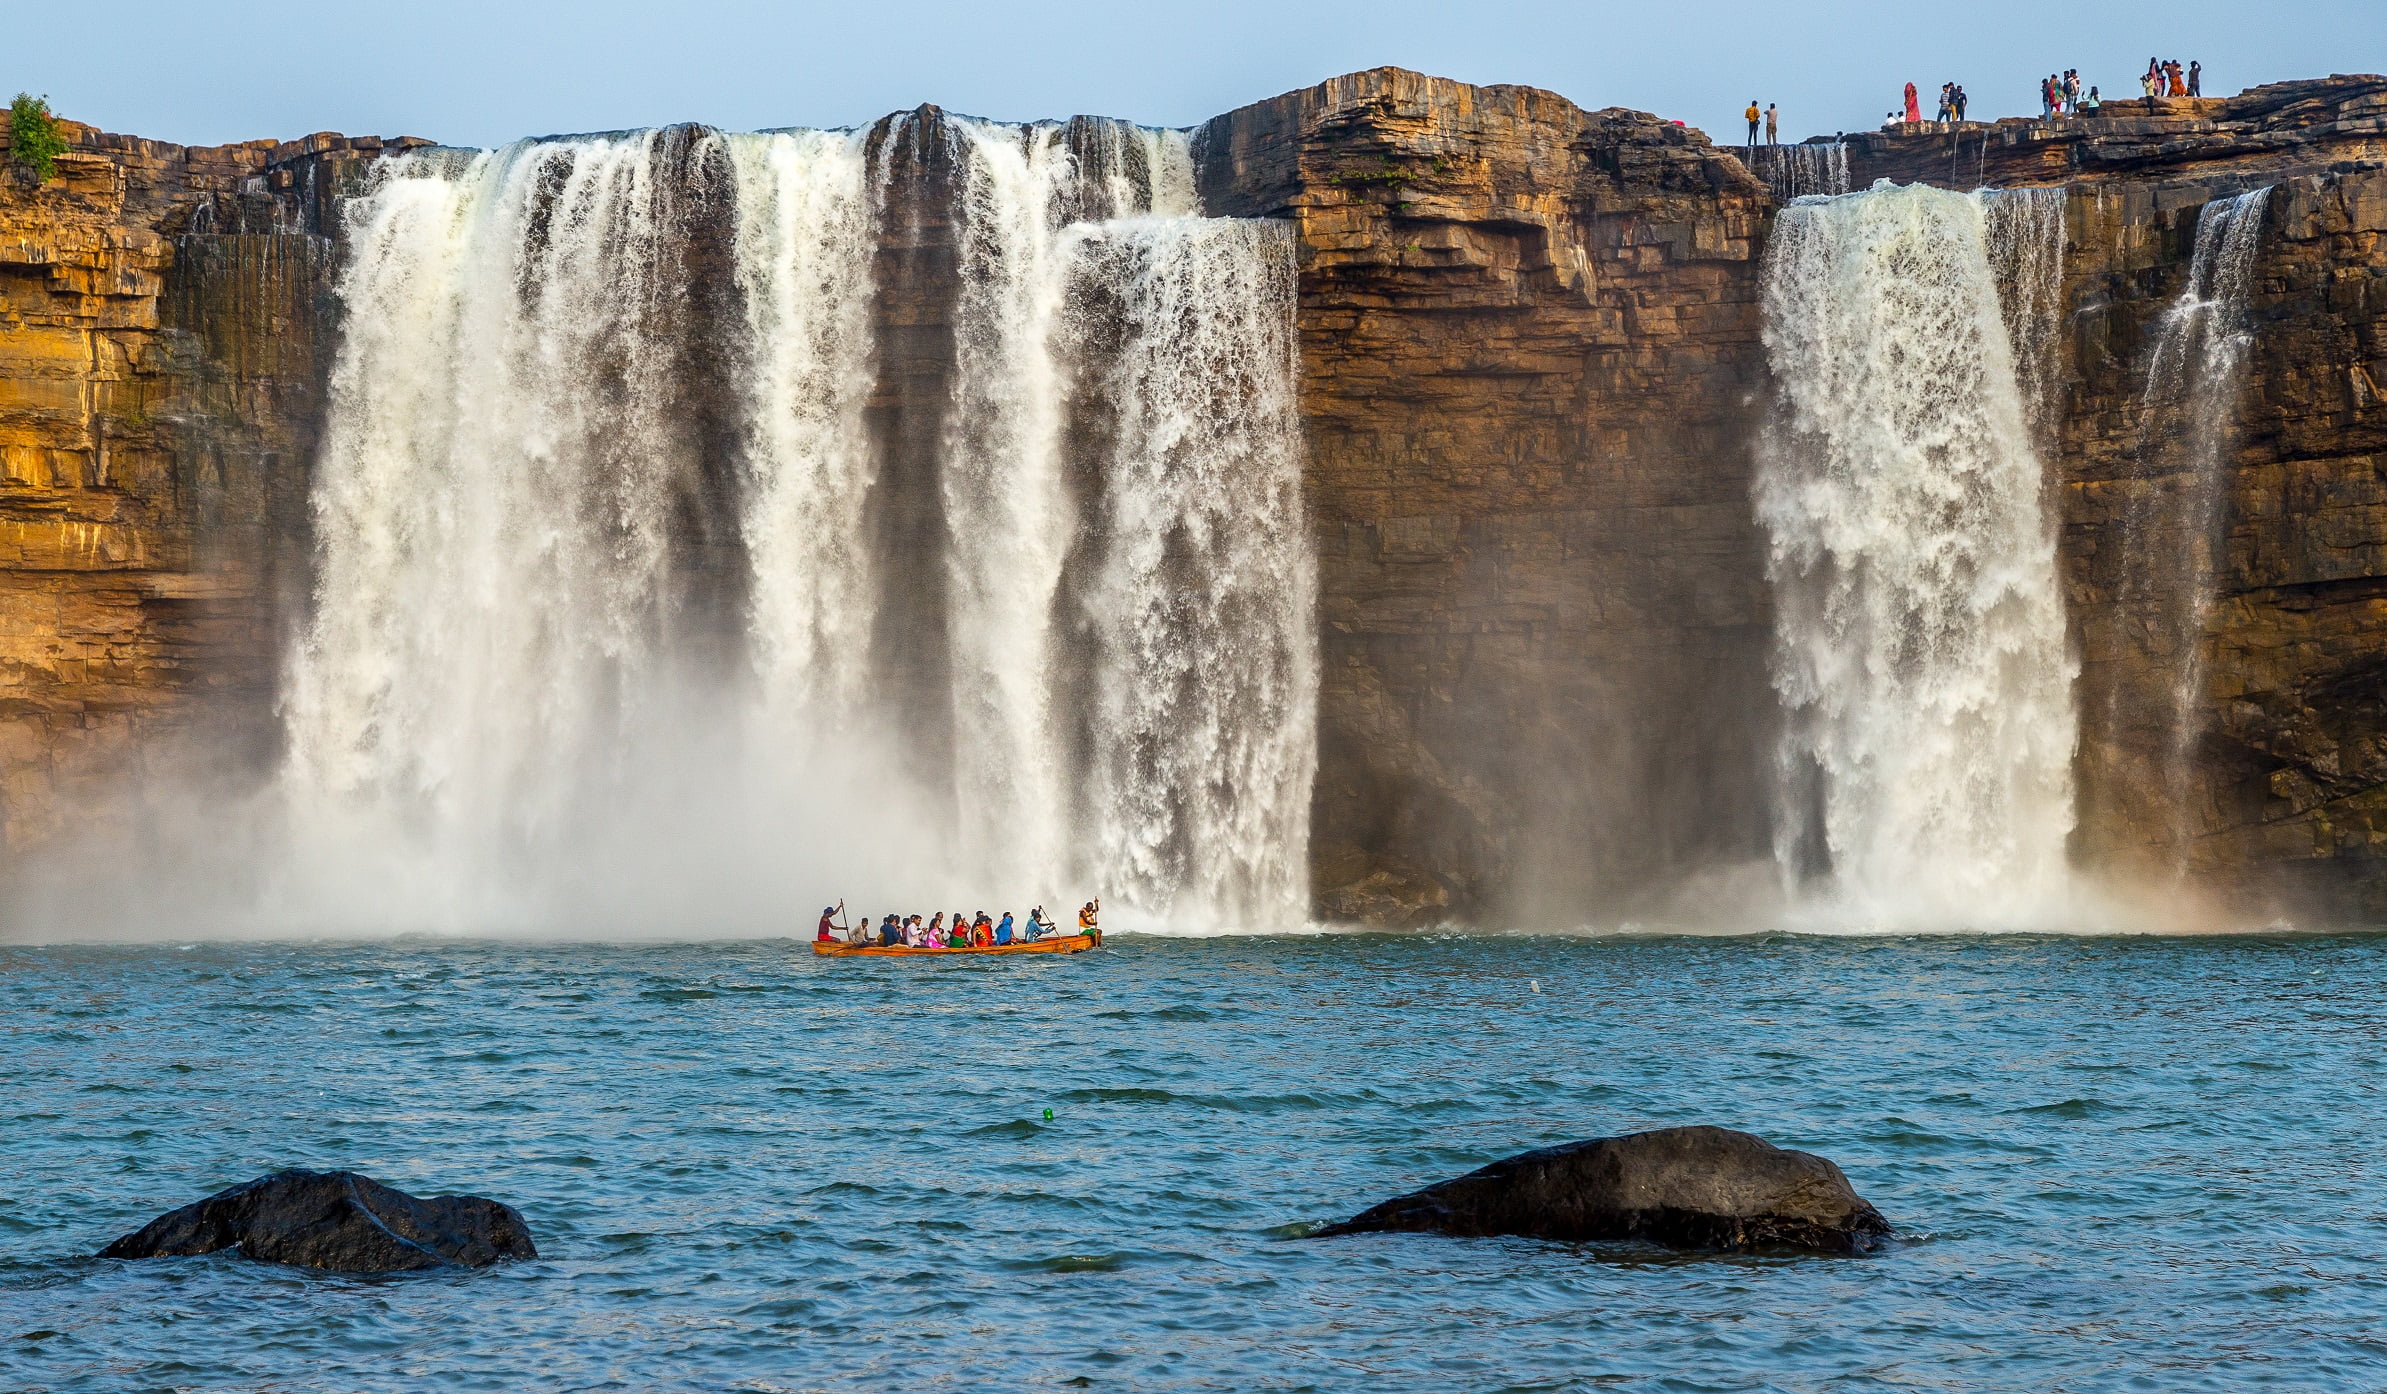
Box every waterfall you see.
[1756,144,1850,201]
[2126,188,2272,848]
[1981,187,2069,441]
[278,115,1311,931]
[283,133,706,916]
[1756,183,2078,926]
[724,130,880,730]
[938,118,1093,889]
[1065,218,1316,924]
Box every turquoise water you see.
[3,932,2383,1391]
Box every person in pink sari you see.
[1904,82,1920,123]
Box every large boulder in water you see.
[1315,1125,1890,1254]
[98,1169,536,1272]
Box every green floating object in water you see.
[1043,1108,1054,1121]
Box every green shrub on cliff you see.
[10,93,67,182]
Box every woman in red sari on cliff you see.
[1903,82,1920,124]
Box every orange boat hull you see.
[811,931,1100,957]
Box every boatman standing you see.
[1078,899,1101,935]
[817,904,840,943]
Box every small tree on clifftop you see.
[10,93,67,183]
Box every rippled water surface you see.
[5,932,2386,1391]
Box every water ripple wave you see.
[3,932,2384,1390]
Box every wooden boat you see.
[812,929,1101,957]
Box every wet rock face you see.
[99,1169,537,1272]
[1315,1125,1891,1254]
[2057,169,2387,910]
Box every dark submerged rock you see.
[98,1169,537,1272]
[1315,1125,1890,1254]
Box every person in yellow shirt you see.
[1744,100,1760,146]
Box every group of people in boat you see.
[814,899,1098,948]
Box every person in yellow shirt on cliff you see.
[1744,100,1760,146]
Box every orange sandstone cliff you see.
[4,72,2385,921]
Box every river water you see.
[5,932,2383,1391]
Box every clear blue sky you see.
[18,0,2379,151]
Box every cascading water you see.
[2124,188,2272,849]
[932,118,1307,923]
[1755,143,1850,201]
[1981,186,2069,440]
[724,129,880,730]
[277,113,1312,932]
[1757,184,2078,926]
[1064,218,1315,924]
[282,132,703,921]
[938,118,1103,890]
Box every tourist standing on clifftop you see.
[2189,61,2202,97]
[1954,85,1970,121]
[1904,82,1920,124]
[1765,103,1778,144]
[1745,99,1760,145]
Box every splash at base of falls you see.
[258,115,1315,937]
[1757,182,2079,929]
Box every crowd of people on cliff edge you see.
[814,899,1099,948]
[1876,59,2204,131]
[1750,55,2208,148]
[2037,59,2197,118]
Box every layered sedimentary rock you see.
[1198,70,1777,922]
[2,69,2384,923]
[1837,76,2387,190]
[2059,171,2387,910]
[1196,69,2387,920]
[0,122,411,850]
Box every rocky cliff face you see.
[1834,76,2387,190]
[1196,69,2387,922]
[2059,170,2387,912]
[0,124,413,850]
[1197,70,1777,923]
[3,72,2384,923]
